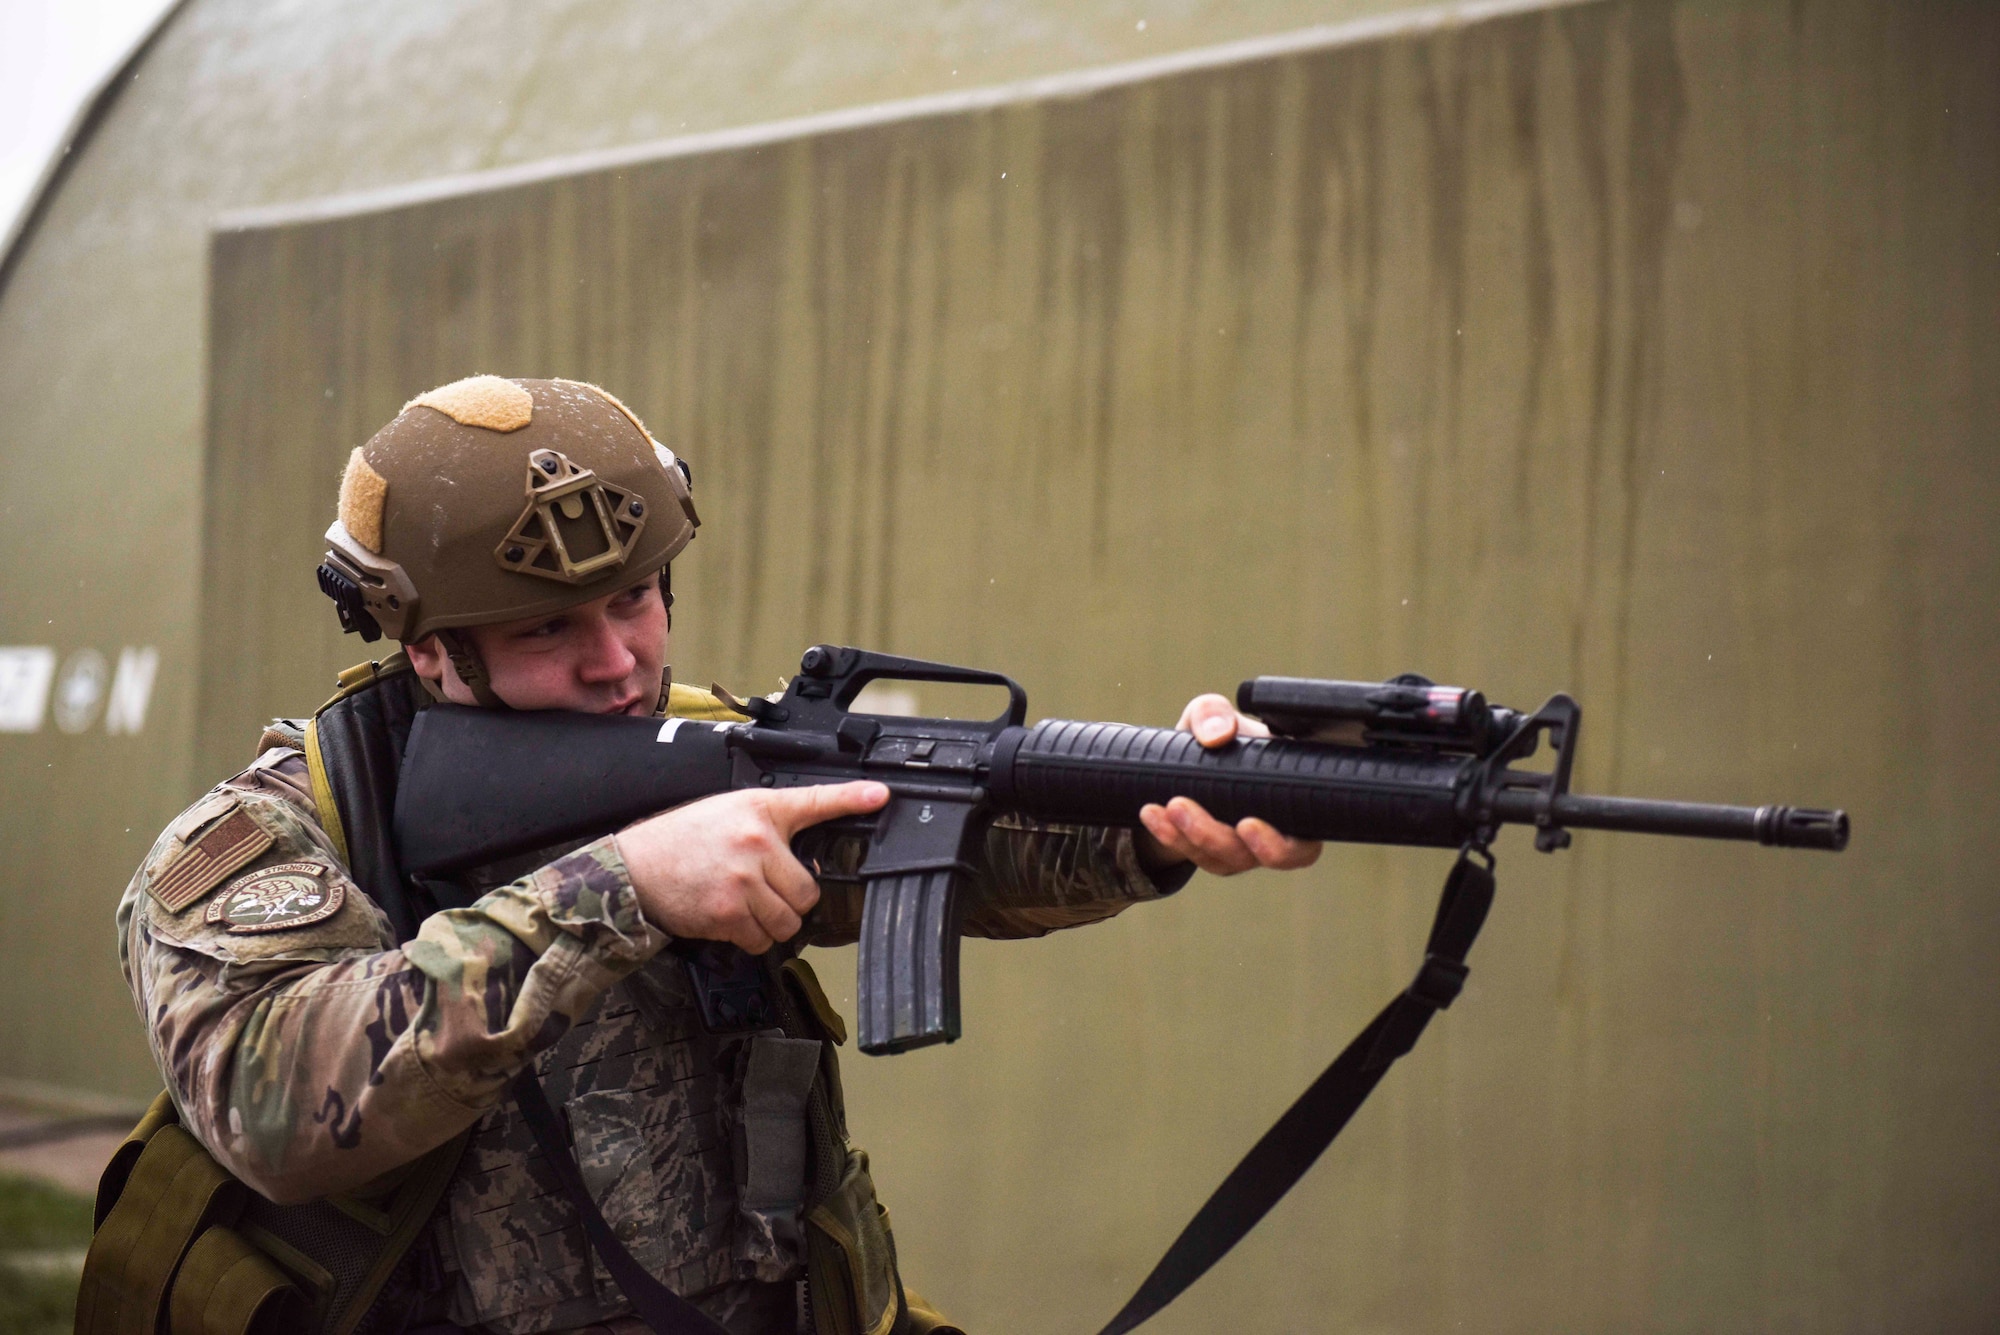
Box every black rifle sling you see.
[510,1071,729,1335]
[1094,847,1497,1335]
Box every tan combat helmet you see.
[317,376,698,702]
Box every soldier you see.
[101,376,1318,1335]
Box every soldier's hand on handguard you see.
[616,781,891,953]
[1137,694,1324,876]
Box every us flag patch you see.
[149,807,274,913]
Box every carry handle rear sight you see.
[790,644,1029,731]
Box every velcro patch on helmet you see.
[338,448,389,552]
[573,380,654,442]
[406,375,533,432]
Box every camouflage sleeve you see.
[116,751,665,1204]
[799,814,1194,946]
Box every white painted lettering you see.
[54,649,109,734]
[105,647,159,736]
[0,648,57,733]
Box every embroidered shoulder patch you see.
[150,807,275,913]
[206,862,344,934]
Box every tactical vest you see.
[81,657,944,1335]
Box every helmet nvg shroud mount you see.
[316,376,697,647]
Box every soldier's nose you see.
[575,617,638,683]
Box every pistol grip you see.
[856,869,963,1054]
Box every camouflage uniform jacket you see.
[117,689,1186,1333]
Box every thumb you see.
[763,780,891,837]
[1179,693,1239,747]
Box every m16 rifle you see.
[396,644,1846,1052]
[393,645,1847,1332]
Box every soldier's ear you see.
[404,635,446,683]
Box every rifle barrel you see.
[1489,790,1849,850]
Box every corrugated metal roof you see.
[217,0,1587,232]
[0,0,189,297]
[2,0,1585,295]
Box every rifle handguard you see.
[990,720,1472,848]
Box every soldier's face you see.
[408,577,669,714]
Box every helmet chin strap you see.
[653,564,675,716]
[435,628,509,710]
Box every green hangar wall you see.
[5,0,2000,1330]
[0,0,1436,1100]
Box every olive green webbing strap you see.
[76,1119,245,1335]
[91,1091,177,1230]
[79,1091,470,1335]
[78,1095,300,1335]
[166,1227,302,1335]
